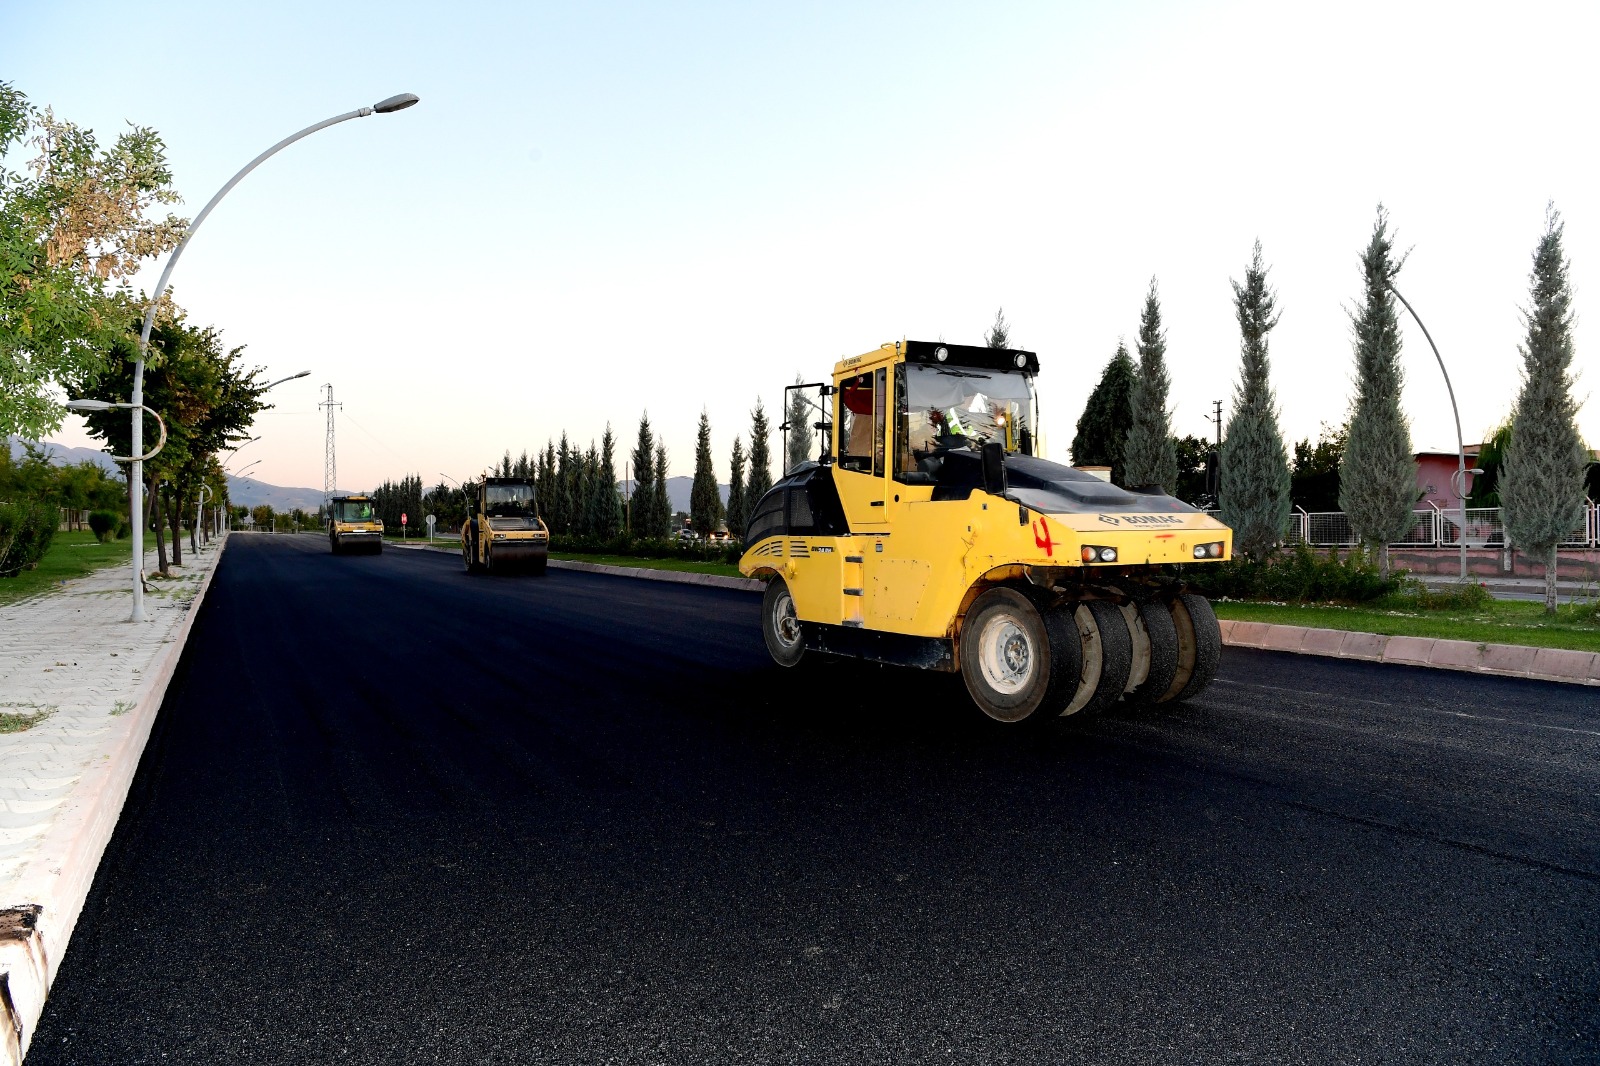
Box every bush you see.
[0,500,61,578]
[116,517,130,540]
[1383,579,1494,611]
[1180,542,1397,603]
[88,510,118,543]
[548,532,742,566]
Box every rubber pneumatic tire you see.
[959,587,1076,723]
[1062,600,1133,716]
[1159,592,1222,703]
[762,578,806,668]
[1125,600,1180,706]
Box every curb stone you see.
[0,538,228,1065]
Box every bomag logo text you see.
[1097,514,1186,526]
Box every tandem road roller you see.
[328,494,383,555]
[737,340,1232,723]
[462,476,549,574]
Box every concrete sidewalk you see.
[0,536,226,1065]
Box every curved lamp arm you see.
[65,399,168,462]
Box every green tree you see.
[690,410,723,537]
[1292,422,1347,512]
[1123,279,1178,492]
[1501,206,1588,613]
[629,413,656,537]
[0,83,186,438]
[746,400,773,505]
[1339,208,1415,577]
[1218,241,1291,561]
[592,424,622,539]
[552,432,575,534]
[785,376,815,472]
[1070,343,1136,480]
[1467,419,1511,507]
[726,437,748,539]
[1173,435,1213,504]
[72,314,267,571]
[985,307,1012,349]
[652,443,672,538]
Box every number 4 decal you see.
[1032,517,1054,557]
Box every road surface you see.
[29,535,1600,1064]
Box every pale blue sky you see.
[6,1,1596,491]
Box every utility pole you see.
[320,384,341,517]
[1211,399,1223,449]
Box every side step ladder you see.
[843,554,864,628]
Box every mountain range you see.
[10,439,730,515]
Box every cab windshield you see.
[898,363,1036,471]
[485,484,537,517]
[336,500,375,522]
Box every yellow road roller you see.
[462,476,549,575]
[328,494,383,555]
[737,340,1232,722]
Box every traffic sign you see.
[401,513,408,525]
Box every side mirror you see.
[982,441,1007,496]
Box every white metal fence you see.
[1214,502,1600,549]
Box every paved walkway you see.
[0,546,215,887]
[0,537,225,1065]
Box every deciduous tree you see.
[0,83,186,438]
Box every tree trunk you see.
[167,486,183,567]
[1545,548,1558,615]
[150,478,169,576]
[1378,544,1390,581]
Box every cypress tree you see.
[1501,206,1587,614]
[726,437,748,540]
[747,400,773,505]
[578,443,600,537]
[1340,207,1415,578]
[551,432,576,534]
[691,409,723,536]
[595,424,623,539]
[1123,278,1179,492]
[985,307,1011,349]
[1070,343,1136,480]
[1218,241,1292,561]
[653,443,672,538]
[537,441,556,519]
[786,376,814,472]
[629,413,655,538]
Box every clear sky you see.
[6,0,1597,493]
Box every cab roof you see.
[834,339,1039,378]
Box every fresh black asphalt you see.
[28,535,1600,1064]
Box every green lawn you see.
[550,552,745,579]
[1212,597,1600,652]
[0,530,135,606]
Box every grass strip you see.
[1213,598,1600,653]
[550,552,744,579]
[0,531,135,607]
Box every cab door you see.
[832,365,889,531]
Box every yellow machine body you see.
[328,494,384,555]
[461,476,549,575]
[738,339,1231,720]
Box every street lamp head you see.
[373,93,420,114]
[291,370,311,380]
[66,398,118,412]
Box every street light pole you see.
[125,93,419,622]
[1387,283,1471,582]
